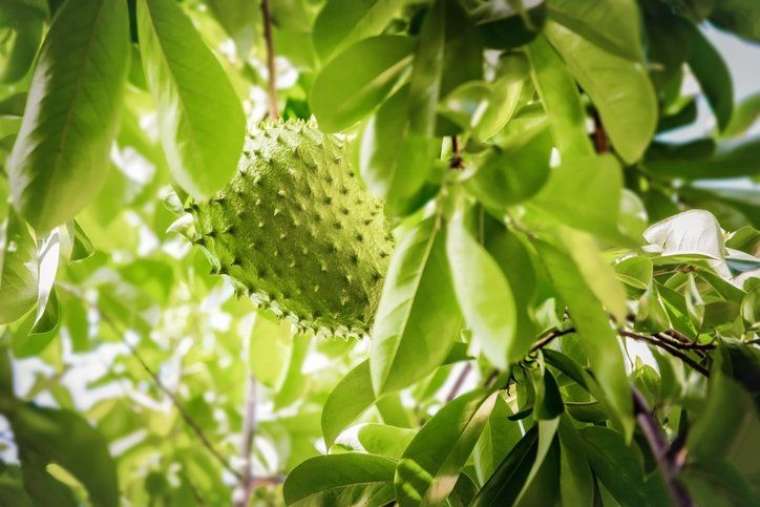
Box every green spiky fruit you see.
[178,119,392,337]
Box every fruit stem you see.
[261,0,279,119]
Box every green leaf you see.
[722,93,760,139]
[547,0,644,61]
[13,288,61,358]
[249,312,292,389]
[313,0,405,62]
[205,0,260,57]
[7,0,130,232]
[685,23,734,132]
[310,35,415,132]
[10,403,119,507]
[535,240,633,437]
[0,463,33,507]
[283,453,396,506]
[710,0,760,43]
[471,426,538,507]
[580,426,648,507]
[472,1,548,50]
[530,154,624,241]
[358,424,416,459]
[557,416,594,507]
[360,86,440,217]
[0,2,44,83]
[0,209,37,324]
[370,214,463,394]
[137,0,245,199]
[447,204,517,369]
[546,21,657,163]
[321,360,375,448]
[407,0,445,137]
[473,394,522,484]
[394,390,497,506]
[514,418,560,506]
[646,137,760,180]
[527,35,594,161]
[531,368,563,420]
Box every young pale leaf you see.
[358,424,416,459]
[370,215,463,394]
[0,210,37,324]
[685,23,734,132]
[283,453,396,506]
[249,312,293,389]
[313,0,406,63]
[310,35,415,132]
[9,403,119,507]
[394,390,497,506]
[527,35,594,160]
[547,0,644,61]
[447,205,517,369]
[536,240,633,437]
[7,0,129,232]
[545,21,657,163]
[138,0,245,200]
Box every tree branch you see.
[260,0,278,119]
[633,388,694,507]
[530,327,576,353]
[446,362,472,401]
[620,330,710,377]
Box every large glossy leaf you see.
[473,394,522,484]
[138,0,245,199]
[370,214,463,394]
[313,0,405,62]
[310,35,415,132]
[535,240,633,437]
[0,210,37,324]
[360,86,439,217]
[9,403,119,507]
[547,0,644,61]
[526,36,593,160]
[7,0,129,232]
[447,204,518,369]
[283,453,396,506]
[546,21,657,163]
[394,390,497,506]
[685,23,734,132]
[646,137,760,180]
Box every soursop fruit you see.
[173,118,392,337]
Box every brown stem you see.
[592,109,609,154]
[260,0,278,119]
[450,136,463,169]
[633,388,694,507]
[235,377,257,507]
[530,327,576,353]
[620,330,710,377]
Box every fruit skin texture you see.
[180,118,392,337]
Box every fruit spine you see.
[173,118,392,337]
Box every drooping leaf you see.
[0,209,37,324]
[370,214,463,394]
[138,0,245,199]
[394,390,497,506]
[283,453,396,506]
[7,0,130,231]
[447,203,517,369]
[310,35,415,132]
[546,21,657,163]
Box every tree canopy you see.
[1,0,760,506]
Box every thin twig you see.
[235,377,257,507]
[530,327,576,353]
[100,314,242,480]
[260,0,278,119]
[620,330,710,377]
[633,388,694,507]
[450,136,463,169]
[446,363,472,401]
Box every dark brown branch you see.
[260,0,278,119]
[633,388,694,507]
[592,109,609,154]
[450,136,463,169]
[530,327,576,353]
[620,330,710,377]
